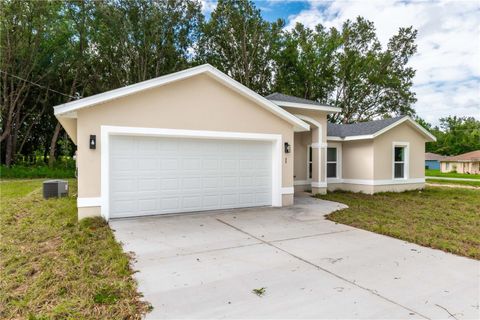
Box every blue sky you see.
[253,1,310,22]
[202,1,480,126]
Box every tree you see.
[198,0,282,94]
[274,23,341,102]
[330,17,417,123]
[427,116,480,155]
[0,0,66,166]
[92,0,203,88]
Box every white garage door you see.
[109,135,273,218]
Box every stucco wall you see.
[373,122,426,180]
[341,140,374,180]
[58,117,77,144]
[75,74,296,211]
[441,161,480,174]
[293,131,312,181]
[325,121,428,194]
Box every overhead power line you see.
[0,70,78,100]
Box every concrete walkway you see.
[111,195,480,320]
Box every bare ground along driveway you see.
[111,195,480,319]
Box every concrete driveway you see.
[111,195,480,320]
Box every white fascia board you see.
[271,100,342,113]
[327,135,373,141]
[53,64,310,132]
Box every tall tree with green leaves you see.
[426,116,480,155]
[331,17,417,123]
[92,0,203,89]
[274,23,341,103]
[0,0,69,166]
[197,0,282,94]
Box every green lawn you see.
[426,178,480,187]
[0,179,149,319]
[317,186,480,259]
[425,169,480,179]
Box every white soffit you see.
[53,64,310,132]
[271,100,342,113]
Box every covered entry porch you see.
[292,114,328,195]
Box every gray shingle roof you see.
[265,92,330,107]
[327,116,406,138]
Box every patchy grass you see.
[317,187,480,259]
[0,179,149,319]
[425,169,480,179]
[426,178,480,187]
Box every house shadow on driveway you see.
[110,194,479,320]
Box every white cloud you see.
[286,0,480,125]
[200,0,217,14]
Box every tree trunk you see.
[48,121,61,168]
[5,134,13,166]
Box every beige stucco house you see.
[54,64,436,220]
[440,150,480,174]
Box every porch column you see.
[311,127,327,194]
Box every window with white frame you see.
[393,145,407,179]
[327,147,337,178]
[307,146,313,179]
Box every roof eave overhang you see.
[441,159,479,162]
[53,64,310,132]
[271,100,342,114]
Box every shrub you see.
[0,161,75,179]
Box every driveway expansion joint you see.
[269,229,352,243]
[215,217,431,320]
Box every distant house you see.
[440,150,480,174]
[425,152,445,170]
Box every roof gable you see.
[327,116,436,142]
[266,92,341,113]
[54,64,310,131]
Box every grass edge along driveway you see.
[0,179,150,319]
[317,186,480,260]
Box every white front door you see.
[108,135,273,218]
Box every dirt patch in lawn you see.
[317,186,480,260]
[0,179,150,319]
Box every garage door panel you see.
[182,158,202,170]
[137,179,157,191]
[111,178,137,193]
[255,192,271,204]
[161,159,179,170]
[111,199,137,214]
[138,198,158,212]
[137,158,158,170]
[111,158,136,172]
[109,135,272,218]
